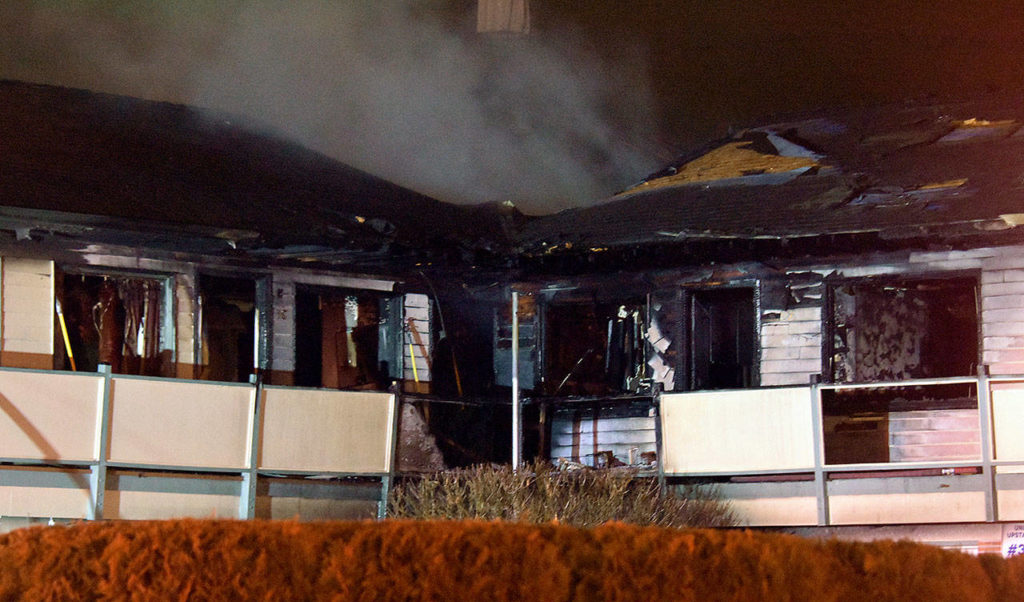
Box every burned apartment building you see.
[7,79,1024,536]
[492,98,1024,538]
[0,80,521,523]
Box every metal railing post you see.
[809,375,829,526]
[511,290,521,469]
[238,374,263,520]
[977,366,998,522]
[378,386,402,520]
[88,364,113,521]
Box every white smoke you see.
[2,1,662,213]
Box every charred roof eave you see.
[516,219,1024,276]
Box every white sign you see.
[1001,523,1024,558]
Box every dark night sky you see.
[3,1,1024,213]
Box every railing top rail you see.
[824,460,983,472]
[0,366,103,378]
[262,384,393,396]
[110,373,255,388]
[819,376,979,390]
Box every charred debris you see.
[4,80,1024,470]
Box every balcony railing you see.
[659,373,1024,527]
[0,366,397,522]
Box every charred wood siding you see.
[759,307,823,387]
[549,409,656,467]
[979,252,1024,376]
[269,279,296,385]
[403,294,432,392]
[174,271,198,379]
[1,258,54,369]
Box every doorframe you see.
[681,280,761,391]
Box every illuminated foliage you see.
[0,519,1022,600]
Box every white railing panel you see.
[828,475,988,525]
[0,485,90,519]
[105,490,240,520]
[661,387,815,474]
[0,370,103,461]
[992,383,1024,461]
[259,388,395,474]
[108,378,254,469]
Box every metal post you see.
[88,364,113,520]
[653,384,666,493]
[239,374,263,520]
[808,376,829,526]
[511,290,521,469]
[378,386,403,520]
[977,366,998,522]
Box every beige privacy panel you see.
[661,387,816,474]
[107,377,254,469]
[0,370,103,461]
[259,388,395,474]
[992,384,1024,461]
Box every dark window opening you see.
[543,301,646,396]
[57,272,170,376]
[294,287,398,390]
[688,288,756,390]
[829,277,978,383]
[198,275,256,383]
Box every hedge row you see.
[2,519,1023,601]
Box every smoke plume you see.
[1,1,662,214]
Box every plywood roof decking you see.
[623,134,822,193]
[519,96,1024,256]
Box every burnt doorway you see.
[688,288,756,390]
[198,275,257,383]
[293,287,398,390]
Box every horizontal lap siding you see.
[2,258,54,368]
[760,306,822,387]
[982,248,1024,376]
[549,413,655,467]
[403,294,432,383]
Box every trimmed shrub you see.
[387,463,737,528]
[0,519,1020,600]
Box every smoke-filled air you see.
[0,1,663,214]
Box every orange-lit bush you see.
[1,519,1022,600]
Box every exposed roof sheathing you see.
[519,96,1024,257]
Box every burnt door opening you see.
[688,288,755,390]
[294,287,394,390]
[198,275,256,383]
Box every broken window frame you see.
[680,282,761,391]
[823,271,982,385]
[55,265,176,377]
[537,295,649,397]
